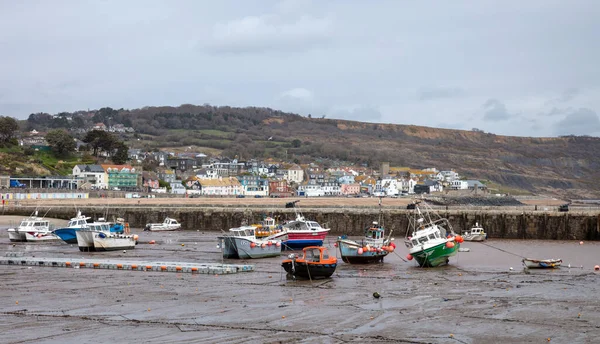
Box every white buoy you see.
[509,267,513,271]
[123,250,126,253]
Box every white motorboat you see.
[462,222,487,242]
[76,219,135,251]
[7,212,55,242]
[218,225,282,259]
[144,217,181,231]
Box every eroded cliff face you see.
[319,119,600,198]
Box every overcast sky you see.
[1,0,600,137]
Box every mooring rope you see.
[477,241,525,259]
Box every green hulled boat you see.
[404,201,462,267]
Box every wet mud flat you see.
[1,230,600,344]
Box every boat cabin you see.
[19,219,52,230]
[284,215,325,232]
[404,219,447,249]
[86,223,112,232]
[302,246,331,263]
[469,223,485,235]
[228,226,256,238]
[164,218,179,225]
[260,217,276,229]
[67,217,91,228]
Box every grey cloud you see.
[482,99,512,121]
[418,87,465,101]
[204,14,333,54]
[558,88,580,102]
[554,108,600,136]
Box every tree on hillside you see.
[0,116,19,146]
[111,142,129,164]
[46,129,76,157]
[83,130,118,157]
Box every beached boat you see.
[404,201,463,267]
[267,201,330,250]
[144,217,181,231]
[25,231,60,242]
[76,218,135,251]
[522,258,562,269]
[53,211,93,244]
[337,222,394,264]
[251,216,283,238]
[217,225,282,259]
[462,222,486,242]
[92,231,136,251]
[8,212,56,242]
[282,246,337,279]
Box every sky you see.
[1,0,600,137]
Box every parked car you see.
[132,193,141,198]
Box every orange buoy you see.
[276,242,281,247]
[250,242,256,248]
[358,248,364,255]
[446,241,455,248]
[334,243,338,247]
[580,241,584,245]
[267,241,272,246]
[149,240,156,244]
[594,265,599,271]
[406,254,413,260]
[388,246,394,252]
[133,234,139,241]
[261,243,266,248]
[456,235,464,243]
[390,242,396,249]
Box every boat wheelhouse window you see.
[322,249,329,259]
[434,232,440,238]
[428,234,436,240]
[412,239,418,245]
[20,221,29,227]
[418,236,429,244]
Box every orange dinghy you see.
[281,246,337,279]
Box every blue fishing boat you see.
[336,197,394,264]
[336,222,394,264]
[53,211,92,244]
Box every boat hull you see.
[145,226,181,232]
[93,233,136,251]
[25,232,60,242]
[337,240,388,264]
[282,261,337,279]
[76,231,95,251]
[463,234,486,242]
[281,231,329,250]
[53,228,79,244]
[218,236,281,259]
[412,242,460,267]
[8,229,26,242]
[522,258,562,269]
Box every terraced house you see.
[101,164,138,190]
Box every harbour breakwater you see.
[3,205,600,241]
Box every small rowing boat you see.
[522,258,562,269]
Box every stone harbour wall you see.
[4,205,600,241]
